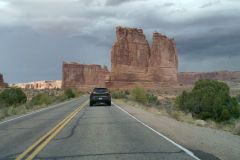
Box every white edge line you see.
[0,97,86,125]
[113,102,201,160]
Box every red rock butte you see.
[62,26,178,90]
[0,73,8,87]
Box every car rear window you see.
[93,88,108,93]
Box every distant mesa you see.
[10,80,61,90]
[178,71,240,85]
[62,62,109,90]
[0,73,8,87]
[62,26,178,90]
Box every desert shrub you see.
[131,84,147,104]
[30,93,54,106]
[236,94,240,103]
[64,88,75,99]
[0,88,27,107]
[110,89,127,99]
[125,90,130,95]
[175,79,240,122]
[172,112,181,121]
[72,90,83,98]
[56,94,68,102]
[146,93,160,105]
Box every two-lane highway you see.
[0,96,199,160]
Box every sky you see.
[0,0,239,83]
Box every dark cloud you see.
[200,0,221,8]
[0,0,239,83]
[105,0,141,6]
[0,26,111,83]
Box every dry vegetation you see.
[0,87,85,121]
[113,82,240,136]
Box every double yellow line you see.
[16,100,89,160]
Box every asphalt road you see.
[0,96,199,160]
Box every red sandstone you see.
[62,27,178,90]
[178,71,240,85]
[0,73,7,87]
[62,62,109,90]
[61,26,240,91]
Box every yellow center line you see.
[16,100,89,160]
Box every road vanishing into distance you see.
[0,96,200,160]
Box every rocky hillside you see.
[10,80,61,90]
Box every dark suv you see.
[90,88,111,106]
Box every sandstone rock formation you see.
[109,27,178,89]
[148,32,178,84]
[10,80,62,90]
[109,27,151,88]
[62,62,109,90]
[0,73,3,86]
[178,71,240,85]
[0,73,7,87]
[62,27,178,90]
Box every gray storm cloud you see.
[0,0,239,83]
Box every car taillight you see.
[93,92,96,94]
[104,92,110,95]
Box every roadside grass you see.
[114,97,240,136]
[111,82,240,135]
[0,88,85,121]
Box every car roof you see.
[93,88,108,90]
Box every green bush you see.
[175,79,240,121]
[64,88,75,99]
[110,89,127,99]
[0,88,27,107]
[131,84,147,104]
[30,93,54,106]
[56,94,68,102]
[146,93,160,105]
[236,94,240,103]
[125,90,130,95]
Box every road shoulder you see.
[113,100,240,160]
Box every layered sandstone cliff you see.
[109,27,178,89]
[0,73,7,87]
[62,27,178,90]
[148,32,178,84]
[10,80,61,90]
[62,62,109,90]
[178,71,240,85]
[109,27,151,88]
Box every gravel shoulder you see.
[114,100,240,160]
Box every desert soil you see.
[114,100,240,160]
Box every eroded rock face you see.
[178,71,240,85]
[0,73,3,86]
[10,80,62,89]
[110,27,150,83]
[148,32,178,84]
[0,73,7,87]
[62,62,109,90]
[62,26,178,90]
[109,27,178,89]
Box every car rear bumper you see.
[90,96,111,103]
